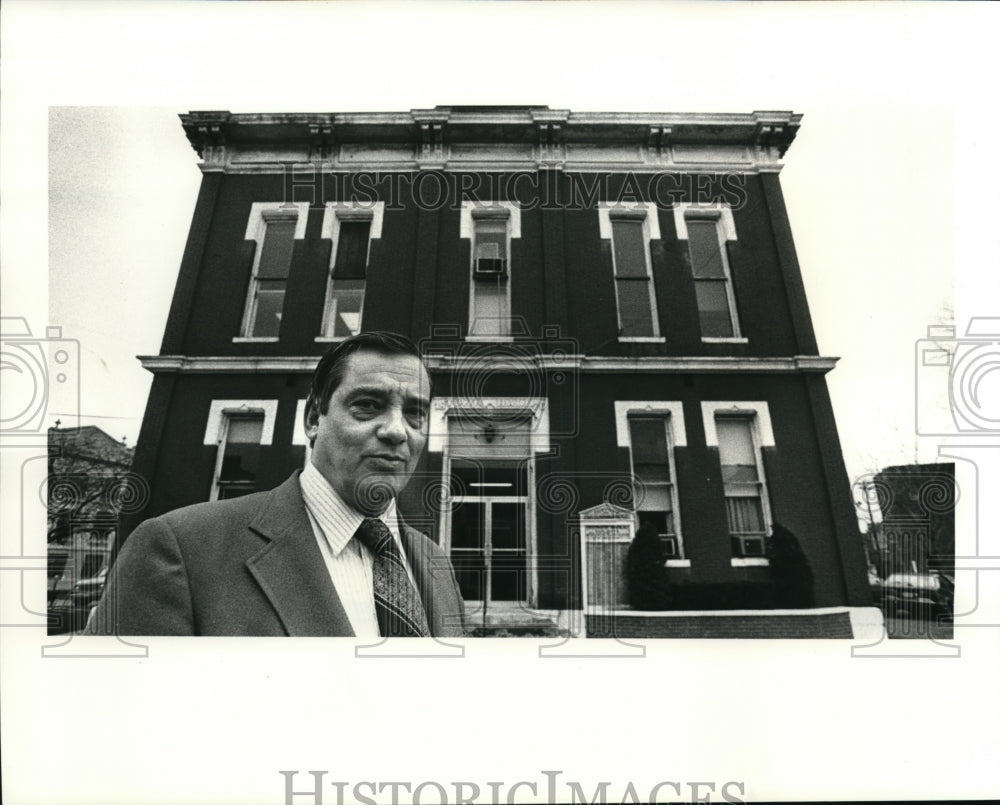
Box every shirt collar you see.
[299,462,398,557]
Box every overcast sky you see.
[4,3,1000,802]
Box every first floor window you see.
[715,416,769,556]
[628,414,682,558]
[213,413,265,500]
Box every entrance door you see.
[448,462,528,605]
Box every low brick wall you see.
[586,609,855,638]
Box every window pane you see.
[725,496,765,534]
[220,443,261,483]
[636,483,673,512]
[327,280,365,338]
[333,220,371,280]
[716,418,756,465]
[226,416,264,444]
[249,282,285,338]
[628,417,669,464]
[695,280,734,337]
[687,219,726,278]
[721,464,759,484]
[471,283,509,336]
[257,219,296,279]
[637,510,674,538]
[474,218,508,260]
[611,219,648,278]
[616,278,655,336]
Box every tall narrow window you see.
[212,413,265,500]
[244,212,297,339]
[611,213,659,338]
[322,218,371,338]
[716,416,770,557]
[685,211,740,339]
[627,415,682,558]
[470,210,511,337]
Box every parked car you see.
[71,565,107,604]
[48,567,108,634]
[881,572,953,620]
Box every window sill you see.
[618,336,665,343]
[465,335,514,342]
[314,336,349,343]
[665,559,691,568]
[702,337,748,344]
[731,557,770,567]
[232,337,279,343]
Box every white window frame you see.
[614,401,688,566]
[293,398,312,467]
[700,401,774,566]
[598,202,663,342]
[203,399,279,501]
[317,201,384,342]
[236,202,309,342]
[460,201,521,341]
[674,202,745,344]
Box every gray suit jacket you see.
[86,472,465,636]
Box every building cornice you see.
[139,354,838,374]
[180,107,801,174]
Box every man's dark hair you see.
[304,331,425,426]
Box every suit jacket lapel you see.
[245,474,354,637]
[400,521,465,637]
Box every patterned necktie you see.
[354,518,430,637]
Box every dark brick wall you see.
[166,170,814,356]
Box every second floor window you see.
[469,208,511,338]
[322,217,371,338]
[685,210,741,339]
[610,211,659,338]
[241,205,304,340]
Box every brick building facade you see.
[122,106,874,636]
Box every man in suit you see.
[87,332,465,637]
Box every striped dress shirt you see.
[298,462,420,638]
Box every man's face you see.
[305,350,430,515]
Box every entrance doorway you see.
[448,461,530,605]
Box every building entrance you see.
[448,461,529,605]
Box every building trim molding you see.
[181,108,801,175]
[139,354,838,374]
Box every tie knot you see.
[355,517,393,556]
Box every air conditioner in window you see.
[734,535,767,557]
[473,258,508,280]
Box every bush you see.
[626,521,672,610]
[767,522,815,608]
